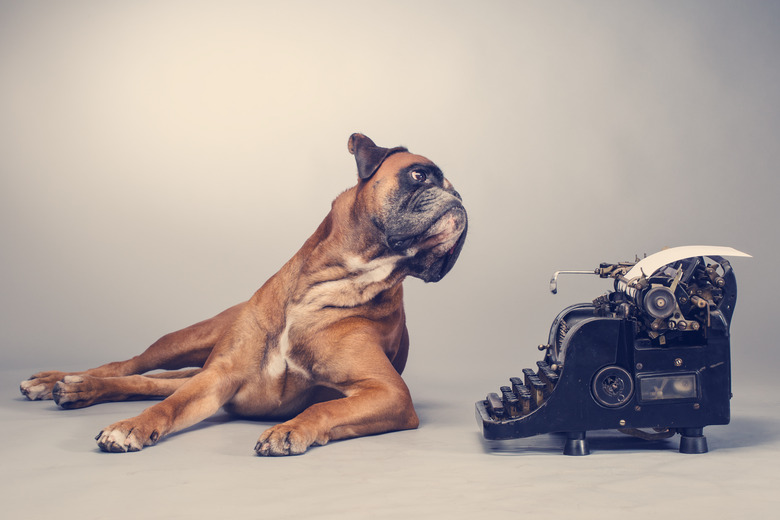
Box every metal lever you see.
[549,270,597,294]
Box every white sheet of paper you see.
[624,245,751,281]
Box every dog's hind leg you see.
[51,369,202,409]
[20,303,245,401]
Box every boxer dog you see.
[19,133,467,455]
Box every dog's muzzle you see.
[404,204,468,283]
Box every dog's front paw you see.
[96,420,160,453]
[20,371,71,401]
[255,423,322,456]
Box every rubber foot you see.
[563,432,590,456]
[679,428,709,454]
[679,434,708,454]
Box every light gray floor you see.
[2,367,778,519]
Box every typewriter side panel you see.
[631,334,731,429]
[477,316,626,440]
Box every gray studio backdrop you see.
[1,1,778,398]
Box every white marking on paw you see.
[63,375,84,384]
[20,381,48,400]
[97,428,142,452]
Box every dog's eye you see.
[410,171,427,182]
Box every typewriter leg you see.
[678,427,709,454]
[563,431,590,456]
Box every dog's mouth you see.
[388,206,466,253]
[417,207,467,255]
[390,206,467,283]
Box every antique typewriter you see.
[476,246,750,455]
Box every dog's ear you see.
[348,133,407,180]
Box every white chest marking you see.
[267,307,308,379]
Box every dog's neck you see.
[281,189,406,311]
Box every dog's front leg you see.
[96,366,239,452]
[255,347,418,456]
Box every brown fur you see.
[20,134,467,455]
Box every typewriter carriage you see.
[476,246,749,455]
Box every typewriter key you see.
[522,368,536,388]
[528,376,546,407]
[501,388,521,418]
[486,392,504,418]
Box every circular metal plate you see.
[643,286,676,319]
[591,366,634,408]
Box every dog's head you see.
[348,133,467,283]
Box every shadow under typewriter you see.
[476,246,750,456]
[480,430,680,455]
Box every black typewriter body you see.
[476,247,747,455]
